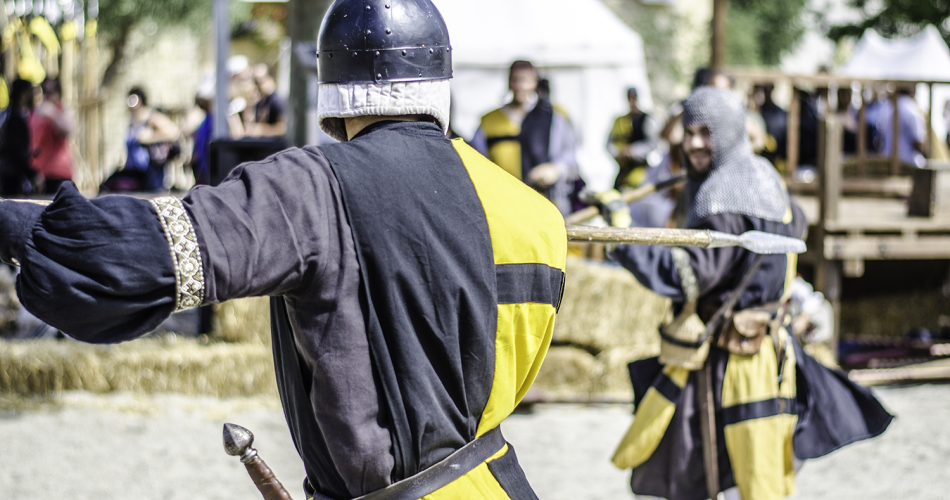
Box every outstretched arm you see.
[0,147,338,343]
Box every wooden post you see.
[787,87,801,177]
[857,87,867,177]
[711,0,728,72]
[288,0,333,147]
[816,115,844,361]
[213,0,230,140]
[927,82,934,159]
[890,91,900,175]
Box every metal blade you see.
[708,230,806,254]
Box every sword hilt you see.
[224,423,296,500]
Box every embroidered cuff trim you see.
[150,197,205,311]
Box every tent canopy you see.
[840,25,950,142]
[436,0,647,68]
[433,0,652,190]
[840,25,950,82]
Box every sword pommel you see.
[223,423,295,500]
[224,423,259,463]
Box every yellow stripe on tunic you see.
[452,138,567,437]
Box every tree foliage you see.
[95,0,251,89]
[827,0,950,44]
[726,0,810,67]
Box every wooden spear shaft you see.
[566,225,711,248]
[564,175,686,225]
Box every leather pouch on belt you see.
[660,308,709,370]
[717,309,771,355]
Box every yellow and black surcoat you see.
[273,121,566,500]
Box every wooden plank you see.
[820,116,843,222]
[787,89,800,176]
[849,358,950,386]
[858,90,867,177]
[786,176,911,197]
[891,92,900,176]
[720,67,950,87]
[928,83,934,159]
[824,235,950,260]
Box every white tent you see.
[433,0,652,190]
[840,25,950,140]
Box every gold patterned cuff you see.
[150,197,205,311]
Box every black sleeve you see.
[611,213,751,301]
[0,183,177,343]
[0,147,338,343]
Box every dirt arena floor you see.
[1,383,948,499]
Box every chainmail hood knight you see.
[681,86,789,227]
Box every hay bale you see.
[213,297,271,345]
[840,291,948,338]
[533,346,600,398]
[0,336,276,398]
[554,258,670,353]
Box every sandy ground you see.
[1,384,949,500]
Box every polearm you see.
[565,225,807,255]
[5,199,805,255]
[564,174,686,225]
[223,423,296,500]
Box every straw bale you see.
[840,291,948,338]
[213,297,271,345]
[0,336,276,398]
[533,346,600,397]
[554,258,671,353]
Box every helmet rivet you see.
[386,29,392,34]
[429,48,434,54]
[402,50,407,56]
[352,52,357,57]
[365,5,371,10]
[376,73,383,80]
[375,51,380,57]
[385,4,390,8]
[365,29,372,35]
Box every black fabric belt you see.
[315,427,506,500]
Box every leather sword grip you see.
[244,455,295,500]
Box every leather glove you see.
[594,190,632,228]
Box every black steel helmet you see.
[317,0,453,84]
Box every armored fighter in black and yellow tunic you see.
[0,1,565,499]
[608,87,892,500]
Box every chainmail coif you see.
[681,87,789,227]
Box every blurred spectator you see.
[109,87,180,192]
[796,89,820,169]
[835,87,859,155]
[0,79,36,196]
[608,87,659,190]
[876,85,927,167]
[30,79,75,194]
[755,84,788,170]
[244,64,287,139]
[864,89,887,153]
[471,60,580,214]
[189,87,215,186]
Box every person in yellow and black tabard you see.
[603,87,892,500]
[0,1,566,499]
[608,87,659,190]
[471,60,580,215]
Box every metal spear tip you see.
[223,423,255,457]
